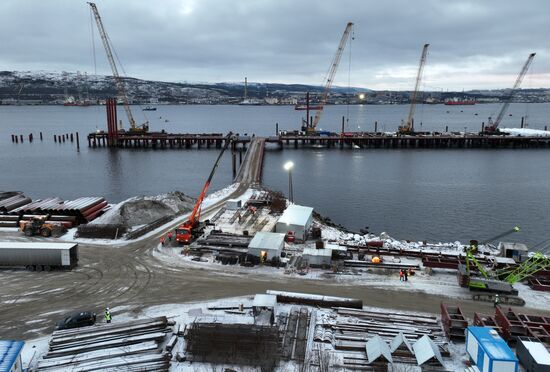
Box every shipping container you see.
[516,336,550,372]
[0,242,78,271]
[466,326,519,372]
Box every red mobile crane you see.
[176,133,233,244]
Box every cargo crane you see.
[176,133,233,244]
[398,43,429,135]
[483,53,536,134]
[307,22,354,135]
[88,2,148,133]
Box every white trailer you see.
[0,242,78,271]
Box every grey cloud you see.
[0,0,548,89]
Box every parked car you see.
[55,311,96,330]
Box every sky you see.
[1,0,549,90]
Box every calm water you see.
[1,103,550,250]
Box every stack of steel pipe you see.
[7,196,108,226]
[0,215,20,228]
[0,193,32,214]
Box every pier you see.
[86,131,550,150]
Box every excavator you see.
[482,53,535,134]
[176,133,233,244]
[88,2,149,134]
[398,43,429,135]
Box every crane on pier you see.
[308,22,354,135]
[398,43,429,135]
[176,133,233,244]
[88,2,148,133]
[483,52,536,134]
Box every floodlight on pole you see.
[283,161,294,203]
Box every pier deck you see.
[87,131,550,149]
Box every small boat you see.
[352,144,361,149]
[143,106,157,111]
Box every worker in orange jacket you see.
[167,231,173,242]
[160,236,165,246]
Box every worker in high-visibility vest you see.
[160,236,165,246]
[494,294,500,308]
[167,231,173,242]
[104,307,112,323]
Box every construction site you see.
[2,4,550,372]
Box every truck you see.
[0,242,78,271]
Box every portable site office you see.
[466,326,518,372]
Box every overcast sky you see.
[1,0,549,90]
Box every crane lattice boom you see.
[486,53,536,132]
[88,2,146,132]
[310,22,353,133]
[399,43,429,134]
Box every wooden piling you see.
[70,133,74,142]
[76,132,80,152]
[40,132,43,141]
[20,134,23,142]
[11,135,15,142]
[54,134,57,143]
[374,121,378,132]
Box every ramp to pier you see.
[235,137,265,185]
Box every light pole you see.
[283,161,294,203]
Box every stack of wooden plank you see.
[36,317,173,371]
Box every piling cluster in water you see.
[11,132,80,151]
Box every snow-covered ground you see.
[21,294,468,371]
[500,127,550,137]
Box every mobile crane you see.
[176,133,233,244]
[88,2,149,133]
[482,53,536,134]
[398,43,429,135]
[307,22,354,135]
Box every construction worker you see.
[167,231,173,243]
[404,268,408,282]
[104,307,112,323]
[494,294,500,308]
[399,269,404,282]
[160,236,165,246]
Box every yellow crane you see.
[88,2,148,133]
[308,22,354,135]
[398,43,429,135]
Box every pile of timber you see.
[36,317,174,371]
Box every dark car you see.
[55,311,96,330]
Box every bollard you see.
[40,132,43,141]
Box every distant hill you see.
[0,70,369,104]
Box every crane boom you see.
[399,43,429,134]
[176,133,233,244]
[88,2,147,132]
[310,22,353,133]
[486,53,536,132]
